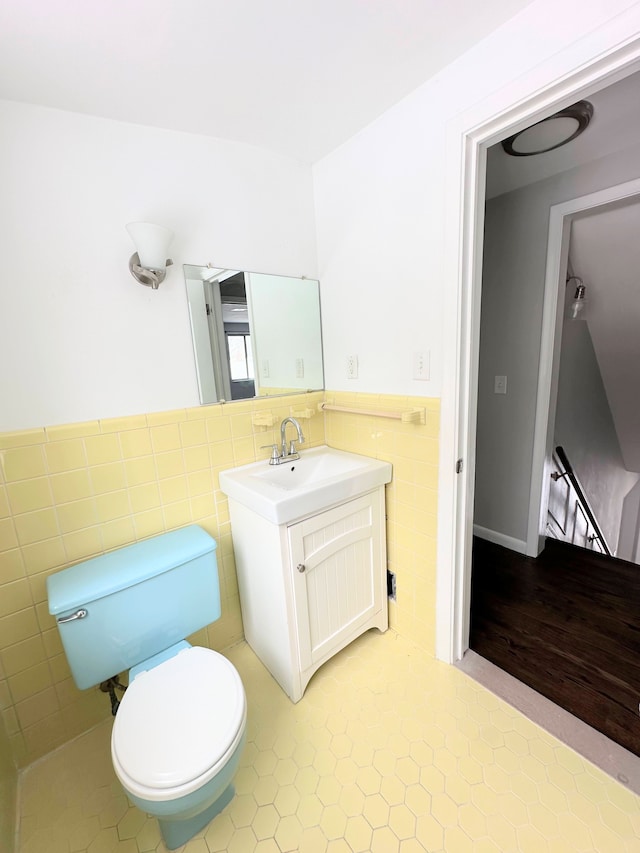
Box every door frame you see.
[437,33,640,664]
[525,176,640,559]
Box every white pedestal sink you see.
[220,446,392,701]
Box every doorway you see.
[476,172,640,562]
[439,40,640,665]
[454,49,640,763]
[537,187,640,559]
[470,166,640,755]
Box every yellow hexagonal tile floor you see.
[17,630,640,852]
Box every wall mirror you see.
[184,265,324,404]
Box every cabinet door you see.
[289,493,383,672]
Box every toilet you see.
[47,525,246,850]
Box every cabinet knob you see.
[297,563,306,573]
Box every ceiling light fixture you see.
[502,100,593,157]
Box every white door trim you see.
[526,175,640,558]
[437,35,640,665]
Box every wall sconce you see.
[126,222,174,289]
[567,275,587,320]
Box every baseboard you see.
[473,524,527,555]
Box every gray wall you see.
[475,140,640,544]
[554,317,638,553]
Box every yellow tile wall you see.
[0,709,17,853]
[0,392,326,768]
[323,391,439,655]
[0,389,437,769]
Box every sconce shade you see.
[126,222,174,289]
[126,222,173,269]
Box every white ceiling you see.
[0,0,532,163]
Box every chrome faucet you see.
[280,417,305,461]
[262,417,306,465]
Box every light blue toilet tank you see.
[47,526,220,690]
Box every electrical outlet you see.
[346,354,358,379]
[413,350,430,381]
[262,360,270,378]
[494,375,507,394]
[295,358,304,378]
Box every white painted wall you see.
[313,89,445,396]
[554,315,638,553]
[0,100,317,431]
[475,140,640,543]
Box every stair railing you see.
[551,445,613,556]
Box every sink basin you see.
[219,445,392,524]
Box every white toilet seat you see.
[111,646,246,802]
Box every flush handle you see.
[57,608,88,624]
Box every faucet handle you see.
[260,444,281,464]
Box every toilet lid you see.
[111,646,246,800]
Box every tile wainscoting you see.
[0,390,438,767]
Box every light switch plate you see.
[494,375,507,394]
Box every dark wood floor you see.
[470,536,640,756]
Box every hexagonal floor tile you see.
[14,630,640,853]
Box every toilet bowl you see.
[112,645,247,850]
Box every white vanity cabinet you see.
[227,487,388,702]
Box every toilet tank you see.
[47,526,220,689]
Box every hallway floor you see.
[470,536,640,757]
[17,630,640,852]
